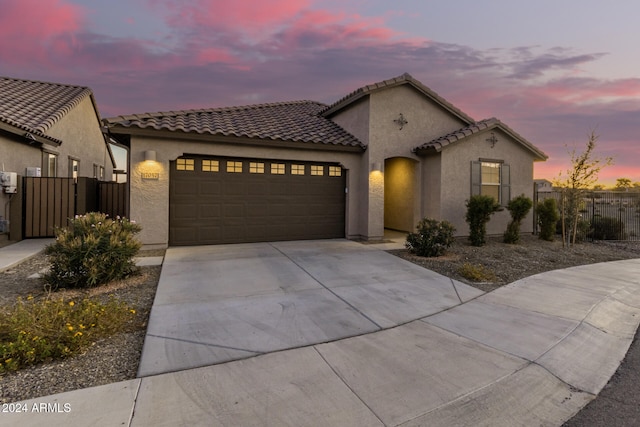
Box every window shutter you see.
[501,163,511,204]
[471,161,481,196]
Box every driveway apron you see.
[137,239,481,377]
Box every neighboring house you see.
[535,179,554,192]
[104,73,547,247]
[0,77,116,236]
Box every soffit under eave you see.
[0,120,61,147]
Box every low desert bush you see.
[503,194,533,244]
[465,195,501,247]
[0,295,137,373]
[405,218,456,257]
[44,212,142,289]
[590,216,625,240]
[458,262,497,282]
[536,198,560,241]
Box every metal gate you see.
[21,177,129,238]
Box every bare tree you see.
[553,131,613,247]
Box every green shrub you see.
[536,198,560,241]
[503,194,533,244]
[458,262,497,282]
[44,212,142,289]
[465,195,501,246]
[0,295,137,373]
[590,216,625,240]
[405,218,456,257]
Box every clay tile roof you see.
[105,101,364,149]
[320,72,475,124]
[0,77,94,145]
[414,118,548,160]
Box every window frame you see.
[471,159,510,205]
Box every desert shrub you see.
[503,194,533,244]
[458,262,497,282]
[465,195,501,246]
[590,216,625,240]
[536,198,560,241]
[44,212,142,289]
[405,218,456,257]
[0,295,137,373]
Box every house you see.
[0,77,116,237]
[104,73,547,247]
[534,179,554,193]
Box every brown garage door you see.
[169,156,346,245]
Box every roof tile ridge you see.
[33,87,93,133]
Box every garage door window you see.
[202,160,219,172]
[329,166,342,177]
[311,165,324,176]
[271,163,285,175]
[227,161,243,173]
[177,158,195,171]
[250,162,265,173]
[291,164,305,175]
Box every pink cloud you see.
[0,0,84,65]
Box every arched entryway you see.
[384,157,418,232]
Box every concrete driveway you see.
[138,239,483,376]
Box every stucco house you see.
[0,77,115,236]
[104,73,547,247]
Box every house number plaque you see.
[141,172,159,180]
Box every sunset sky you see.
[1,0,638,185]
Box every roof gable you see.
[320,73,474,124]
[414,118,548,161]
[105,101,364,150]
[0,77,96,146]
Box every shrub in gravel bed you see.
[458,262,497,282]
[405,218,456,257]
[504,194,533,244]
[536,198,560,241]
[465,195,501,246]
[44,212,142,289]
[0,295,137,373]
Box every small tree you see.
[554,131,613,247]
[465,195,501,246]
[536,198,560,241]
[503,194,533,243]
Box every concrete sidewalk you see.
[0,238,52,272]
[2,240,640,426]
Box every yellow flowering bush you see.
[0,295,137,373]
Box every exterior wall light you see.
[144,150,157,162]
[371,162,383,172]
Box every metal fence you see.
[534,190,640,241]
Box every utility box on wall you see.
[0,172,18,193]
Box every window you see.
[291,164,305,175]
[227,161,242,173]
[176,158,195,171]
[329,166,342,177]
[471,160,510,204]
[93,164,99,178]
[271,163,285,175]
[43,152,57,177]
[250,162,265,174]
[69,158,79,181]
[99,166,105,180]
[310,165,324,176]
[202,160,219,172]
